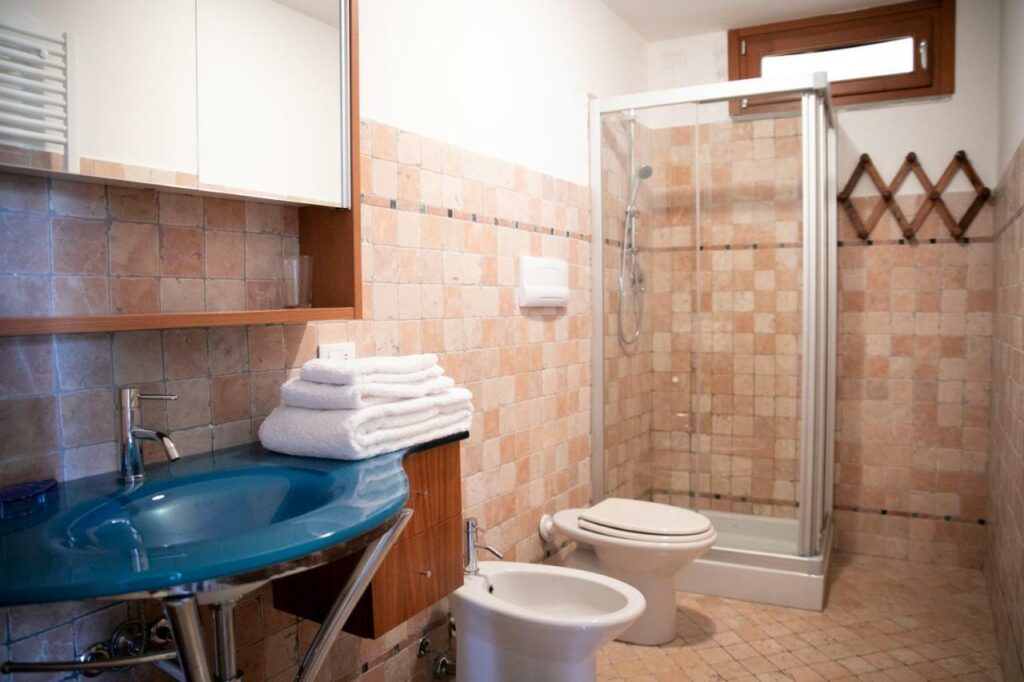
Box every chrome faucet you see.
[119,387,180,485]
[464,517,504,575]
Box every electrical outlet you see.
[318,342,356,362]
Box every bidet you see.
[450,561,645,682]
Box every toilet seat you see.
[577,518,713,544]
[578,497,712,542]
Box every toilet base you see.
[563,547,678,646]
[456,633,597,682]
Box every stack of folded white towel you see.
[258,353,473,460]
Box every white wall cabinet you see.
[0,0,350,207]
[1,0,199,185]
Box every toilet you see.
[450,561,645,682]
[539,497,716,645]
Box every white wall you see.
[645,0,1001,195]
[999,0,1024,176]
[358,0,648,185]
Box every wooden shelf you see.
[0,307,355,337]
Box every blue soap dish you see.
[0,479,58,522]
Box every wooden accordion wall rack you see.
[837,151,991,241]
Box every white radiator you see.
[0,22,76,171]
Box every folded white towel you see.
[281,375,455,410]
[258,387,473,460]
[301,354,440,385]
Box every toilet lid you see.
[578,498,712,537]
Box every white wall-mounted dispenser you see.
[518,255,569,308]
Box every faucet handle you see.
[480,545,504,560]
[138,393,177,401]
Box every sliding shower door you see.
[598,104,698,505]
[689,99,806,555]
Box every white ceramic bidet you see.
[450,561,645,682]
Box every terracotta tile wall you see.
[988,137,1024,681]
[0,119,592,681]
[833,191,993,568]
[0,176,300,316]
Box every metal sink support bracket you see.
[1,508,414,682]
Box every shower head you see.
[627,165,654,210]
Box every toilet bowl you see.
[540,497,716,646]
[450,561,645,682]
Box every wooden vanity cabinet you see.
[272,440,463,639]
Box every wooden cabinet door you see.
[402,441,461,539]
[370,515,463,631]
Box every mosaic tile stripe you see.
[835,503,987,526]
[652,489,799,509]
[361,192,592,242]
[602,239,803,252]
[601,236,995,251]
[837,236,994,247]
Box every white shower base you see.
[675,510,831,611]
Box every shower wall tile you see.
[987,136,1024,682]
[642,118,805,518]
[0,120,592,682]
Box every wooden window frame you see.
[727,0,955,116]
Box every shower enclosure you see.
[589,73,836,610]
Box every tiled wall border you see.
[361,193,592,243]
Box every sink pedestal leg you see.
[163,595,213,682]
[294,508,413,682]
[211,600,241,682]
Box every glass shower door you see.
[598,104,698,507]
[691,99,806,554]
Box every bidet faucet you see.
[464,517,504,575]
[119,387,179,486]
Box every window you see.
[727,0,955,115]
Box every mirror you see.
[196,0,347,207]
[195,0,348,205]
[0,0,198,187]
[0,0,349,207]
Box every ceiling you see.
[272,0,339,27]
[601,0,901,41]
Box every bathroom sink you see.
[0,434,466,606]
[64,467,335,552]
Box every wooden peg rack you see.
[837,151,991,241]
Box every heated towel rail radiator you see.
[0,22,75,172]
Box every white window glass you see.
[761,37,915,82]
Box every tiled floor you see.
[597,553,1002,681]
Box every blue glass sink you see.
[0,435,466,606]
[64,467,335,552]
